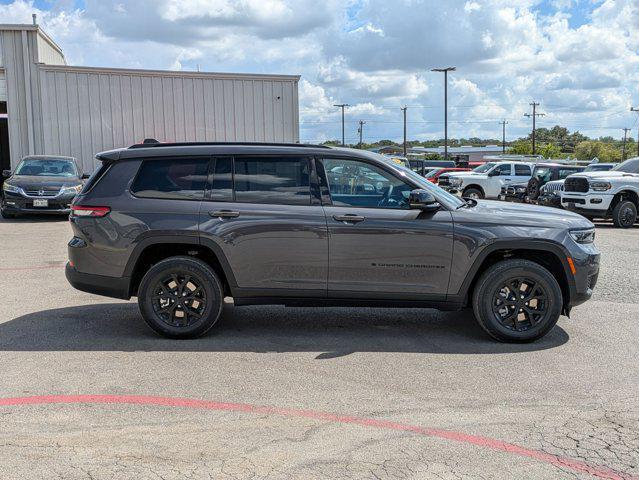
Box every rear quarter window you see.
[131,157,209,201]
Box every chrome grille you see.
[541,181,564,194]
[438,175,450,186]
[23,188,59,197]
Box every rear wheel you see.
[472,259,563,343]
[138,256,224,339]
[612,200,636,228]
[463,187,484,199]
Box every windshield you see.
[15,158,78,177]
[611,158,639,173]
[472,162,495,173]
[533,167,552,182]
[394,164,465,208]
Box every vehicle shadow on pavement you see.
[0,302,569,356]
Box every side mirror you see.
[409,189,440,212]
[2,170,11,178]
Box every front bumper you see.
[565,240,600,310]
[537,194,562,208]
[561,192,613,213]
[2,191,75,215]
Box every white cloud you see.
[0,0,637,142]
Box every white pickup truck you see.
[438,161,533,199]
[561,158,639,228]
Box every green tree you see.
[574,141,622,163]
[538,143,562,159]
[510,140,532,154]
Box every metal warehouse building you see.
[0,23,300,173]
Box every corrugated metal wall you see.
[36,33,65,66]
[39,66,299,172]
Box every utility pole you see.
[333,104,350,146]
[631,107,639,156]
[357,120,366,148]
[622,127,631,160]
[524,102,545,155]
[431,67,456,159]
[401,106,408,156]
[500,120,508,154]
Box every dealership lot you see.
[0,216,637,479]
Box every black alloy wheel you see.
[152,273,207,327]
[491,277,548,332]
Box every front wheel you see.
[612,200,637,228]
[472,259,563,343]
[138,256,224,339]
[463,187,484,199]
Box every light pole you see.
[333,104,350,146]
[431,67,456,160]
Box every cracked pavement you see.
[0,216,637,479]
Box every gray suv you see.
[65,142,600,342]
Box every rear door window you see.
[234,156,310,205]
[131,157,209,200]
[515,164,531,176]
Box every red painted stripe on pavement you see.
[0,394,634,480]
[0,262,64,272]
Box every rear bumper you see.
[65,263,131,300]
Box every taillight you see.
[70,205,111,217]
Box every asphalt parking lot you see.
[0,216,637,480]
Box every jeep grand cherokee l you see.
[65,142,600,343]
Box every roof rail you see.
[128,140,331,149]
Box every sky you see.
[1,0,638,144]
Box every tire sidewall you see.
[138,257,223,339]
[473,261,563,342]
[613,200,637,228]
[463,187,483,199]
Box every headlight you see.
[570,228,595,244]
[61,184,83,195]
[590,182,611,192]
[2,183,20,194]
[449,178,463,187]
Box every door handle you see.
[210,210,240,218]
[504,178,511,181]
[333,214,365,223]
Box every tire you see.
[138,256,224,339]
[463,187,484,199]
[611,200,637,228]
[472,259,563,343]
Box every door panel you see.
[199,156,328,295]
[326,206,454,296]
[319,157,454,298]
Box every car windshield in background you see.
[473,162,495,173]
[611,158,639,174]
[534,167,552,182]
[425,168,443,178]
[15,159,77,177]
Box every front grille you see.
[542,182,564,193]
[506,186,516,195]
[564,177,589,193]
[24,189,60,197]
[438,176,450,186]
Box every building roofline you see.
[38,64,300,82]
[0,24,66,62]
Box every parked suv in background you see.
[498,163,585,203]
[561,157,639,227]
[66,142,599,343]
[537,163,617,209]
[439,161,533,199]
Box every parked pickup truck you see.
[561,158,639,228]
[439,161,533,199]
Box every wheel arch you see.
[462,184,485,197]
[454,241,574,315]
[124,236,238,298]
[610,189,639,211]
